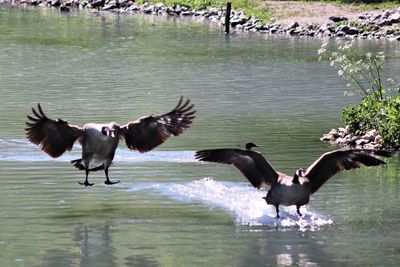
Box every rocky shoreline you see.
[2,0,400,41]
[321,128,386,149]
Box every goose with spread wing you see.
[195,142,393,218]
[26,96,196,186]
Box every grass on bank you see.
[134,0,400,24]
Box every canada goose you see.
[195,142,393,218]
[26,97,196,186]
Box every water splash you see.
[126,177,333,231]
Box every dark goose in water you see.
[195,142,393,218]
[26,97,196,186]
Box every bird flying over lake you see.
[195,142,393,218]
[26,96,196,186]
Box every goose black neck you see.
[292,174,300,184]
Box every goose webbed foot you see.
[297,205,303,217]
[275,205,280,219]
[79,169,93,187]
[104,168,119,185]
[104,179,120,185]
[78,180,94,187]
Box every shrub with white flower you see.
[318,41,400,148]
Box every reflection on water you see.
[0,5,399,267]
[74,224,117,267]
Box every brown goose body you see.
[195,142,393,218]
[72,122,120,172]
[26,97,196,186]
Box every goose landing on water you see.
[195,142,393,218]
[26,97,196,187]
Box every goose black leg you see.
[296,205,303,217]
[79,169,94,187]
[275,205,280,219]
[104,168,120,185]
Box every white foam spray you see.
[126,177,333,231]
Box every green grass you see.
[135,0,272,22]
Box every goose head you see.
[262,191,273,204]
[295,168,305,178]
[101,123,119,138]
[245,142,259,150]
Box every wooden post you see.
[225,2,231,34]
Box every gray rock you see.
[142,5,154,14]
[320,134,335,141]
[338,127,347,137]
[50,0,61,6]
[64,0,79,7]
[328,128,339,138]
[379,19,393,26]
[359,13,371,20]
[319,24,334,33]
[288,21,299,29]
[208,15,220,22]
[347,26,359,35]
[118,0,133,8]
[373,14,382,21]
[269,24,281,33]
[102,4,116,10]
[127,4,140,11]
[255,24,268,31]
[230,16,247,27]
[329,16,348,22]
[181,11,193,16]
[375,135,383,144]
[356,139,369,146]
[30,0,42,5]
[195,10,206,16]
[388,13,400,23]
[206,8,219,16]
[180,6,189,12]
[59,5,70,12]
[336,31,346,37]
[382,10,391,19]
[336,24,359,35]
[363,129,378,141]
[335,24,349,33]
[364,142,382,149]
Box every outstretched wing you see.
[305,149,393,193]
[195,148,279,189]
[120,96,196,153]
[25,104,84,158]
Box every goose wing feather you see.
[305,149,393,193]
[25,104,83,158]
[120,96,196,153]
[195,148,279,189]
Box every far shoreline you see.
[1,0,400,41]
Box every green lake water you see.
[0,5,399,266]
